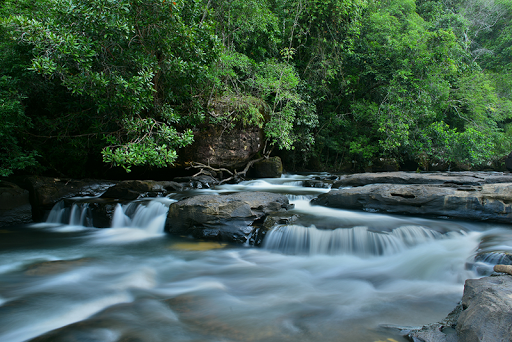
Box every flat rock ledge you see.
[333,171,512,188]
[312,183,512,223]
[165,192,292,243]
[407,274,512,342]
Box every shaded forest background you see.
[1,0,511,178]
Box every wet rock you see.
[474,252,512,266]
[172,175,218,189]
[245,213,300,246]
[406,304,462,342]
[24,258,93,276]
[331,171,512,188]
[312,183,512,223]
[493,264,512,275]
[17,176,114,221]
[75,198,119,228]
[302,180,332,188]
[165,192,292,243]
[457,275,512,342]
[247,156,283,178]
[0,180,32,227]
[100,180,169,200]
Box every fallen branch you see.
[187,155,267,185]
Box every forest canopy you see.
[1,0,511,176]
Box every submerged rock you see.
[312,183,512,223]
[165,192,292,243]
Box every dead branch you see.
[187,155,267,185]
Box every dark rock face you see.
[100,180,171,200]
[247,156,283,178]
[0,181,32,227]
[457,275,512,342]
[17,176,114,221]
[312,183,512,223]
[332,171,512,188]
[165,192,292,243]
[180,126,264,169]
[506,152,512,172]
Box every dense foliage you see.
[1,0,511,176]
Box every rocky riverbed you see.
[2,171,512,342]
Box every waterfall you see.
[111,199,173,234]
[263,224,459,256]
[46,201,92,227]
[46,198,175,235]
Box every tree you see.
[1,0,219,173]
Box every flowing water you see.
[0,174,511,342]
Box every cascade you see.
[46,198,175,234]
[46,201,92,226]
[263,224,462,256]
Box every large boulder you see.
[0,180,32,227]
[456,275,512,342]
[311,183,512,223]
[332,171,512,188]
[180,126,264,169]
[165,192,292,243]
[247,156,283,178]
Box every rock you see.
[506,152,512,172]
[247,156,283,178]
[180,125,264,169]
[100,180,168,200]
[406,304,462,342]
[311,183,512,223]
[24,258,93,276]
[474,252,512,266]
[493,264,512,275]
[165,192,292,243]
[302,180,332,188]
[331,171,512,188]
[0,180,32,227]
[16,176,114,221]
[171,175,218,189]
[457,275,512,342]
[64,198,119,228]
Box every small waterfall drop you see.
[46,201,92,226]
[263,224,460,256]
[46,198,175,236]
[112,199,173,234]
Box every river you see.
[1,174,510,342]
